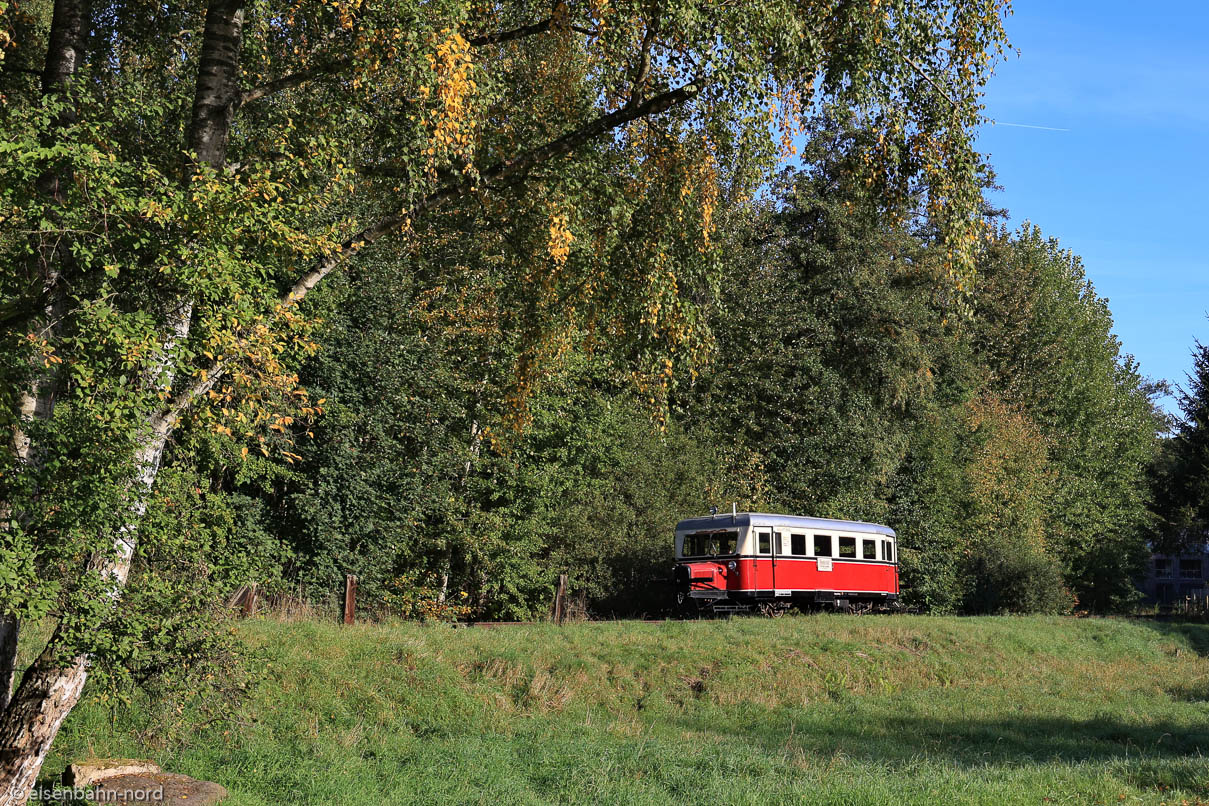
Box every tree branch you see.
[240,57,354,106]
[468,16,596,47]
[628,6,663,107]
[630,34,654,105]
[903,54,957,109]
[468,17,553,47]
[160,78,704,425]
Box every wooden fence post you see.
[553,574,568,626]
[241,582,258,618]
[343,574,357,625]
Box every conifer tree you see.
[1152,338,1209,551]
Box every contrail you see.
[990,121,1071,132]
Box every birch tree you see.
[0,0,1007,800]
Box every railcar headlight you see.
[727,561,737,571]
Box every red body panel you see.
[682,561,733,591]
[684,557,898,596]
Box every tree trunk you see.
[0,3,245,802]
[0,417,177,804]
[187,0,246,171]
[4,0,88,476]
[0,618,16,714]
[0,639,87,805]
[39,0,87,116]
[441,418,483,605]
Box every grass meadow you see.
[30,615,1209,804]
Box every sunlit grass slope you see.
[44,616,1209,805]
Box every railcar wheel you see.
[759,602,789,618]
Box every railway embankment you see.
[34,615,1209,804]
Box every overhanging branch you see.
[468,17,553,47]
[240,57,354,105]
[903,54,958,109]
[468,17,597,47]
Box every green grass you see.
[34,616,1209,804]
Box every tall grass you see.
[40,616,1209,804]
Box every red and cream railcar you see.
[672,512,899,613]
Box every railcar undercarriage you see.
[675,590,900,617]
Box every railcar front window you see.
[838,537,857,558]
[884,540,894,562]
[682,530,738,558]
[680,534,698,557]
[716,531,737,555]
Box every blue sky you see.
[976,0,1209,414]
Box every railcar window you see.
[838,537,857,558]
[758,531,771,555]
[813,535,832,557]
[791,533,806,556]
[682,530,738,557]
[883,540,894,563]
[862,540,877,560]
[716,531,737,555]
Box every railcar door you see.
[754,528,773,594]
[771,529,779,594]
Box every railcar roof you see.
[675,512,895,537]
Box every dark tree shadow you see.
[671,707,1209,795]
